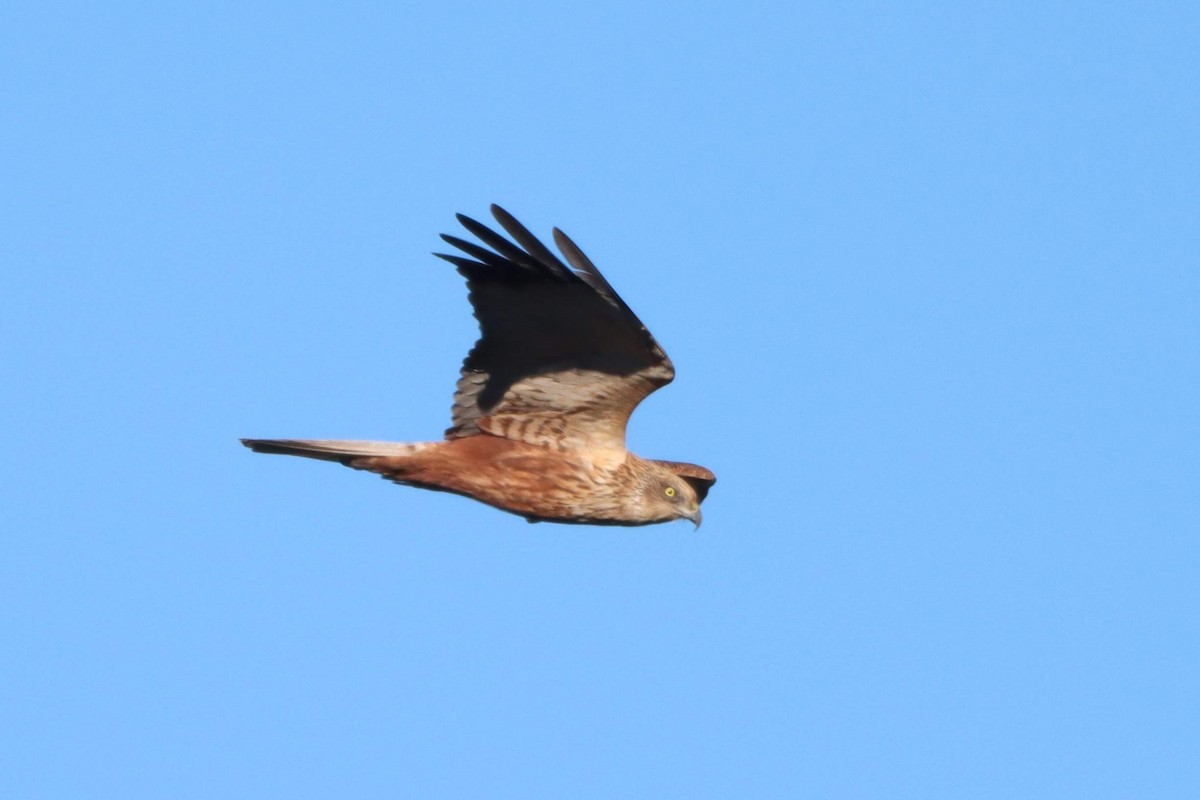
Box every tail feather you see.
[240,438,432,465]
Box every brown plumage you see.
[242,205,715,527]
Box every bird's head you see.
[642,460,715,529]
[642,472,703,528]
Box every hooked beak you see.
[686,508,702,530]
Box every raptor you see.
[242,206,715,527]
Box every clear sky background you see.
[3,2,1197,797]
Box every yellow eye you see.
[664,486,676,498]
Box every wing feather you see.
[455,212,542,272]
[489,205,577,281]
[553,227,625,305]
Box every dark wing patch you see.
[434,205,674,453]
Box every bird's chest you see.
[454,448,634,520]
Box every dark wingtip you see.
[488,204,518,231]
[433,252,486,274]
[487,205,575,280]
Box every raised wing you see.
[434,205,675,455]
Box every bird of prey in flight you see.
[242,205,715,527]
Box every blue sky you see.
[3,2,1197,797]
